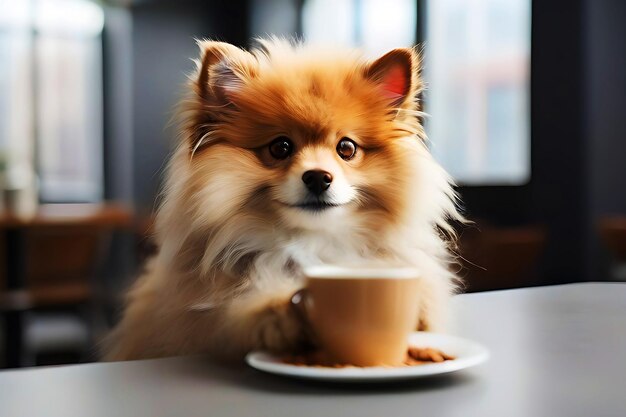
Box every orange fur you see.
[103,39,463,362]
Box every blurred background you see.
[0,0,624,369]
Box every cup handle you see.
[290,288,317,348]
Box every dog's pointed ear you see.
[365,48,422,109]
[186,41,257,154]
[194,40,257,105]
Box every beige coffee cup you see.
[294,264,421,367]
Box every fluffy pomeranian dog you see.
[104,38,463,361]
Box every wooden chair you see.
[458,223,546,292]
[20,225,104,365]
[24,226,101,305]
[0,204,132,367]
[598,217,626,281]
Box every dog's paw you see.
[254,299,309,353]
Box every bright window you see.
[424,0,531,184]
[0,0,104,202]
[302,0,416,58]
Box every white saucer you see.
[245,332,489,382]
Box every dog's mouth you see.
[296,201,342,211]
[280,200,343,212]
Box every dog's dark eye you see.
[269,136,293,160]
[337,137,357,160]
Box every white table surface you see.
[1,283,625,417]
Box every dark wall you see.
[103,6,134,203]
[131,0,249,212]
[586,0,626,277]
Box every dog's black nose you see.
[302,170,333,196]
